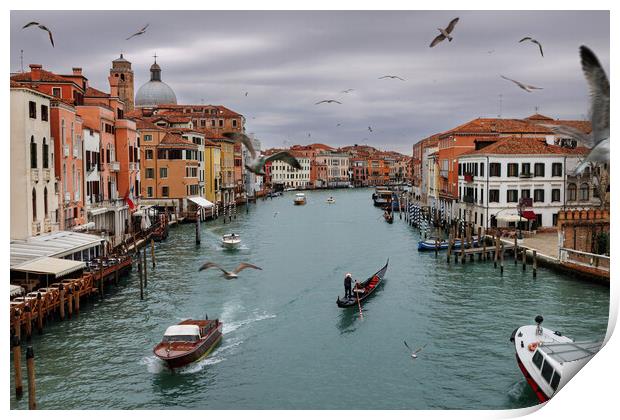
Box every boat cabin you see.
[163,325,202,343]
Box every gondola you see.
[384,211,394,224]
[337,259,388,308]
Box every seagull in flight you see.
[429,17,459,48]
[199,262,262,279]
[404,341,427,359]
[500,75,543,92]
[315,99,342,105]
[244,91,249,97]
[223,132,302,175]
[22,22,54,47]
[519,37,544,57]
[368,126,373,133]
[126,23,149,40]
[341,89,355,94]
[378,75,405,81]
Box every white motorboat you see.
[326,197,336,204]
[510,315,603,403]
[221,233,241,250]
[294,193,306,205]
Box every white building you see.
[243,133,263,196]
[270,154,311,189]
[456,137,589,229]
[422,145,438,204]
[11,81,60,239]
[316,152,350,187]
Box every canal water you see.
[10,188,609,410]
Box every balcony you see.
[464,173,474,183]
[462,195,475,204]
[519,172,532,178]
[130,162,139,171]
[64,192,71,203]
[43,218,52,233]
[63,144,70,157]
[32,221,41,235]
[31,168,40,182]
[42,168,51,182]
[73,145,80,158]
[439,169,449,179]
[109,161,120,172]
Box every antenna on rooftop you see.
[535,105,540,114]
[498,94,503,118]
[20,49,24,73]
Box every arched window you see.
[567,183,577,201]
[579,183,590,201]
[70,122,74,146]
[44,187,49,217]
[42,137,49,169]
[30,136,37,169]
[32,188,37,221]
[120,73,125,81]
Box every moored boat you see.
[417,236,478,251]
[294,193,306,205]
[326,197,336,204]
[509,315,603,403]
[153,316,223,369]
[221,233,241,250]
[384,211,394,224]
[337,259,388,308]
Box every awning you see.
[12,257,86,277]
[188,196,214,208]
[521,211,537,221]
[496,214,525,223]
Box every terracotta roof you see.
[151,115,192,124]
[158,132,198,149]
[524,113,555,121]
[307,143,334,150]
[460,137,589,157]
[135,119,162,131]
[11,69,73,84]
[85,86,110,98]
[441,117,552,137]
[533,119,592,134]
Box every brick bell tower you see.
[109,54,135,112]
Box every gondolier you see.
[344,273,353,299]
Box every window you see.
[145,168,155,179]
[568,183,577,201]
[29,101,37,119]
[480,162,484,177]
[146,186,153,198]
[534,163,545,177]
[41,105,48,121]
[552,213,559,227]
[143,134,152,142]
[42,138,49,168]
[521,189,531,199]
[507,189,518,203]
[489,189,500,203]
[145,149,154,160]
[489,163,501,177]
[579,183,589,201]
[218,119,224,127]
[161,186,169,197]
[232,119,238,128]
[532,351,544,369]
[160,167,168,178]
[541,360,554,384]
[521,163,531,176]
[552,189,560,202]
[534,189,545,203]
[30,136,37,168]
[550,371,561,391]
[44,187,48,217]
[552,162,562,177]
[32,189,37,221]
[507,163,518,177]
[52,87,61,97]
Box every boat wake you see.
[223,313,277,334]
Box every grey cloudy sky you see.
[10,10,609,154]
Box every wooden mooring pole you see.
[67,287,73,319]
[74,285,80,315]
[522,247,527,271]
[26,346,36,409]
[500,244,505,275]
[138,256,144,300]
[151,239,156,268]
[533,250,538,278]
[24,306,32,341]
[494,236,500,269]
[12,335,22,398]
[59,285,65,321]
[36,294,43,334]
[514,236,519,265]
[143,247,148,288]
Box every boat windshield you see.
[163,335,199,343]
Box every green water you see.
[9,188,609,409]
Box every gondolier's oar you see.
[356,290,363,320]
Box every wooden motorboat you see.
[294,193,306,205]
[337,259,388,308]
[221,233,241,250]
[153,317,223,369]
[510,315,602,403]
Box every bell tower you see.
[109,54,135,112]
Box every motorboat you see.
[510,315,603,403]
[221,233,241,250]
[326,197,336,204]
[153,316,223,370]
[294,193,307,205]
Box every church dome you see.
[135,60,177,107]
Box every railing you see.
[31,168,40,182]
[109,161,120,172]
[519,172,532,178]
[31,221,41,235]
[42,168,51,182]
[559,247,610,272]
[89,198,127,209]
[462,195,475,204]
[63,144,70,157]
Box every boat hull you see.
[417,238,478,251]
[337,260,388,308]
[154,321,223,370]
[515,352,549,403]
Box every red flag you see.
[124,191,136,210]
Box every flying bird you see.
[519,37,544,57]
[223,132,302,175]
[404,341,427,359]
[429,17,459,48]
[500,75,543,92]
[368,126,373,133]
[273,212,279,218]
[126,23,149,40]
[198,262,262,279]
[341,89,355,93]
[244,91,249,97]
[378,75,405,81]
[336,123,342,127]
[315,99,342,105]
[22,22,54,47]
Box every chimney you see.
[29,64,42,81]
[72,67,82,76]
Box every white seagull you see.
[222,132,302,175]
[378,75,405,81]
[22,22,55,47]
[429,17,459,48]
[199,262,262,279]
[315,99,342,105]
[404,341,427,359]
[341,89,355,94]
[500,75,543,92]
[519,37,544,57]
[126,23,149,40]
